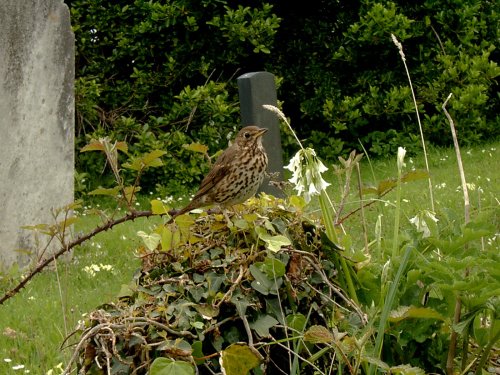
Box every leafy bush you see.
[69,0,499,193]
[272,0,499,157]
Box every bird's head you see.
[234,126,268,149]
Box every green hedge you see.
[69,0,499,195]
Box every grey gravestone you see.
[237,71,284,197]
[0,0,74,268]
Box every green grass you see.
[0,141,498,374]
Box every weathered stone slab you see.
[0,0,74,268]
[238,71,284,197]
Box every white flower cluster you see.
[285,148,330,203]
[83,263,114,277]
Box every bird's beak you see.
[255,128,268,137]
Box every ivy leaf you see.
[250,314,279,337]
[257,257,286,278]
[249,264,281,295]
[220,343,262,375]
[149,357,195,375]
[255,227,291,252]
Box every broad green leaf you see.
[389,306,445,322]
[389,364,426,375]
[137,231,161,251]
[286,313,307,333]
[117,283,135,299]
[303,325,333,344]
[149,357,195,375]
[259,257,286,278]
[80,139,128,153]
[80,140,105,152]
[401,169,429,183]
[123,185,140,202]
[157,339,192,356]
[192,341,205,365]
[88,186,121,196]
[255,227,291,252]
[183,142,208,154]
[249,264,281,295]
[250,314,279,337]
[123,149,167,170]
[161,226,182,251]
[56,216,79,231]
[194,304,219,319]
[220,343,262,375]
[151,199,171,214]
[288,195,306,209]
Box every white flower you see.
[12,364,25,370]
[285,148,330,203]
[410,210,439,238]
[397,147,406,172]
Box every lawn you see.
[0,141,498,374]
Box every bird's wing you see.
[192,148,234,200]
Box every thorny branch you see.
[0,210,158,305]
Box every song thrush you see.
[168,126,268,223]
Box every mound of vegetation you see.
[68,197,372,374]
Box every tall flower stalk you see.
[263,105,358,304]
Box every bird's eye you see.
[244,132,251,139]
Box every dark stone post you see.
[237,72,284,197]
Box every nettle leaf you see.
[183,142,209,154]
[389,306,445,322]
[220,343,262,375]
[149,357,195,375]
[250,314,279,337]
[303,325,334,344]
[123,150,167,170]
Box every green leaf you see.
[191,341,205,365]
[250,314,279,337]
[286,313,307,333]
[249,264,281,295]
[303,325,334,344]
[88,186,121,196]
[259,257,286,278]
[255,227,291,252]
[137,231,161,251]
[389,306,445,322]
[123,149,167,170]
[220,343,262,375]
[151,199,171,214]
[183,142,209,154]
[149,357,195,375]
